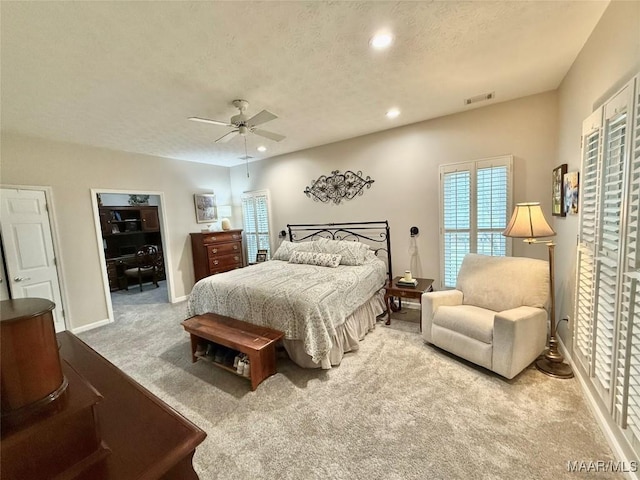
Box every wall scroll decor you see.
[552,164,567,217]
[304,170,375,204]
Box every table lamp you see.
[502,202,573,379]
[217,205,232,231]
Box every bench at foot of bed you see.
[181,314,284,391]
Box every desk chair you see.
[124,245,161,292]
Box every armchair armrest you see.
[421,290,463,342]
[493,306,547,379]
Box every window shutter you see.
[574,108,603,375]
[593,85,632,401]
[439,156,512,289]
[476,163,510,257]
[241,190,272,263]
[614,81,640,440]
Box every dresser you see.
[190,229,244,282]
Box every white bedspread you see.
[187,256,387,363]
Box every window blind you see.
[440,156,512,288]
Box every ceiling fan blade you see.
[252,128,285,142]
[215,130,239,143]
[247,110,277,127]
[189,116,232,127]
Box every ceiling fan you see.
[189,99,285,143]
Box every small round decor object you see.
[221,218,231,230]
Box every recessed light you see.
[257,145,267,152]
[386,109,400,119]
[370,33,393,50]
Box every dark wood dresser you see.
[0,298,206,480]
[190,229,244,282]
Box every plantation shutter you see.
[440,155,512,288]
[476,160,510,257]
[441,167,471,288]
[241,190,272,263]
[614,81,640,445]
[593,85,632,402]
[574,108,603,375]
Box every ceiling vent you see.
[464,92,495,106]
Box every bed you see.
[187,221,392,369]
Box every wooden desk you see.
[384,277,434,328]
[56,332,206,480]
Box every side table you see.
[384,277,434,328]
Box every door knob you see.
[13,277,31,282]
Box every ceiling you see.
[1,1,608,167]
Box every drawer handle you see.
[212,248,217,253]
[234,256,239,261]
[210,236,217,241]
[232,235,239,239]
[214,260,219,265]
[233,245,238,250]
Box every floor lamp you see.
[502,202,574,379]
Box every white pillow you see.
[288,251,341,268]
[272,241,316,261]
[314,238,369,266]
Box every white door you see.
[0,188,65,331]
[0,244,10,301]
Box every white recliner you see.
[421,254,549,379]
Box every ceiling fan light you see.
[257,146,267,152]
[238,125,249,136]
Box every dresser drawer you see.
[210,264,243,275]
[202,231,242,244]
[207,242,241,258]
[209,253,243,270]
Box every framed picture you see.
[552,164,567,217]
[256,252,267,263]
[194,193,217,223]
[564,171,580,215]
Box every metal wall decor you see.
[303,170,375,204]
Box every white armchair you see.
[421,254,550,379]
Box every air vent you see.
[464,92,495,106]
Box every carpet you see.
[79,288,621,479]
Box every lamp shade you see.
[502,202,556,240]
[217,205,232,218]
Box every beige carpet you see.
[79,290,621,479]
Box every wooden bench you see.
[181,314,284,391]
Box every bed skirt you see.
[282,290,386,369]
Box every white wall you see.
[555,0,640,350]
[231,91,558,286]
[0,133,232,330]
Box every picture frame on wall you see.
[194,193,217,223]
[563,171,580,215]
[552,164,568,217]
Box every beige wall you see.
[555,0,640,350]
[1,133,231,330]
[231,91,558,285]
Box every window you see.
[241,190,272,263]
[439,156,513,288]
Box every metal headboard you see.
[287,221,392,283]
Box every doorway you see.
[91,189,173,324]
[0,186,67,331]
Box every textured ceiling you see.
[1,1,608,167]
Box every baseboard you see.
[558,337,639,480]
[172,295,188,303]
[71,318,112,334]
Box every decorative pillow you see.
[288,251,341,268]
[314,238,369,266]
[272,241,316,261]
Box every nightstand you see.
[384,277,434,328]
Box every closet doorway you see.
[91,189,173,324]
